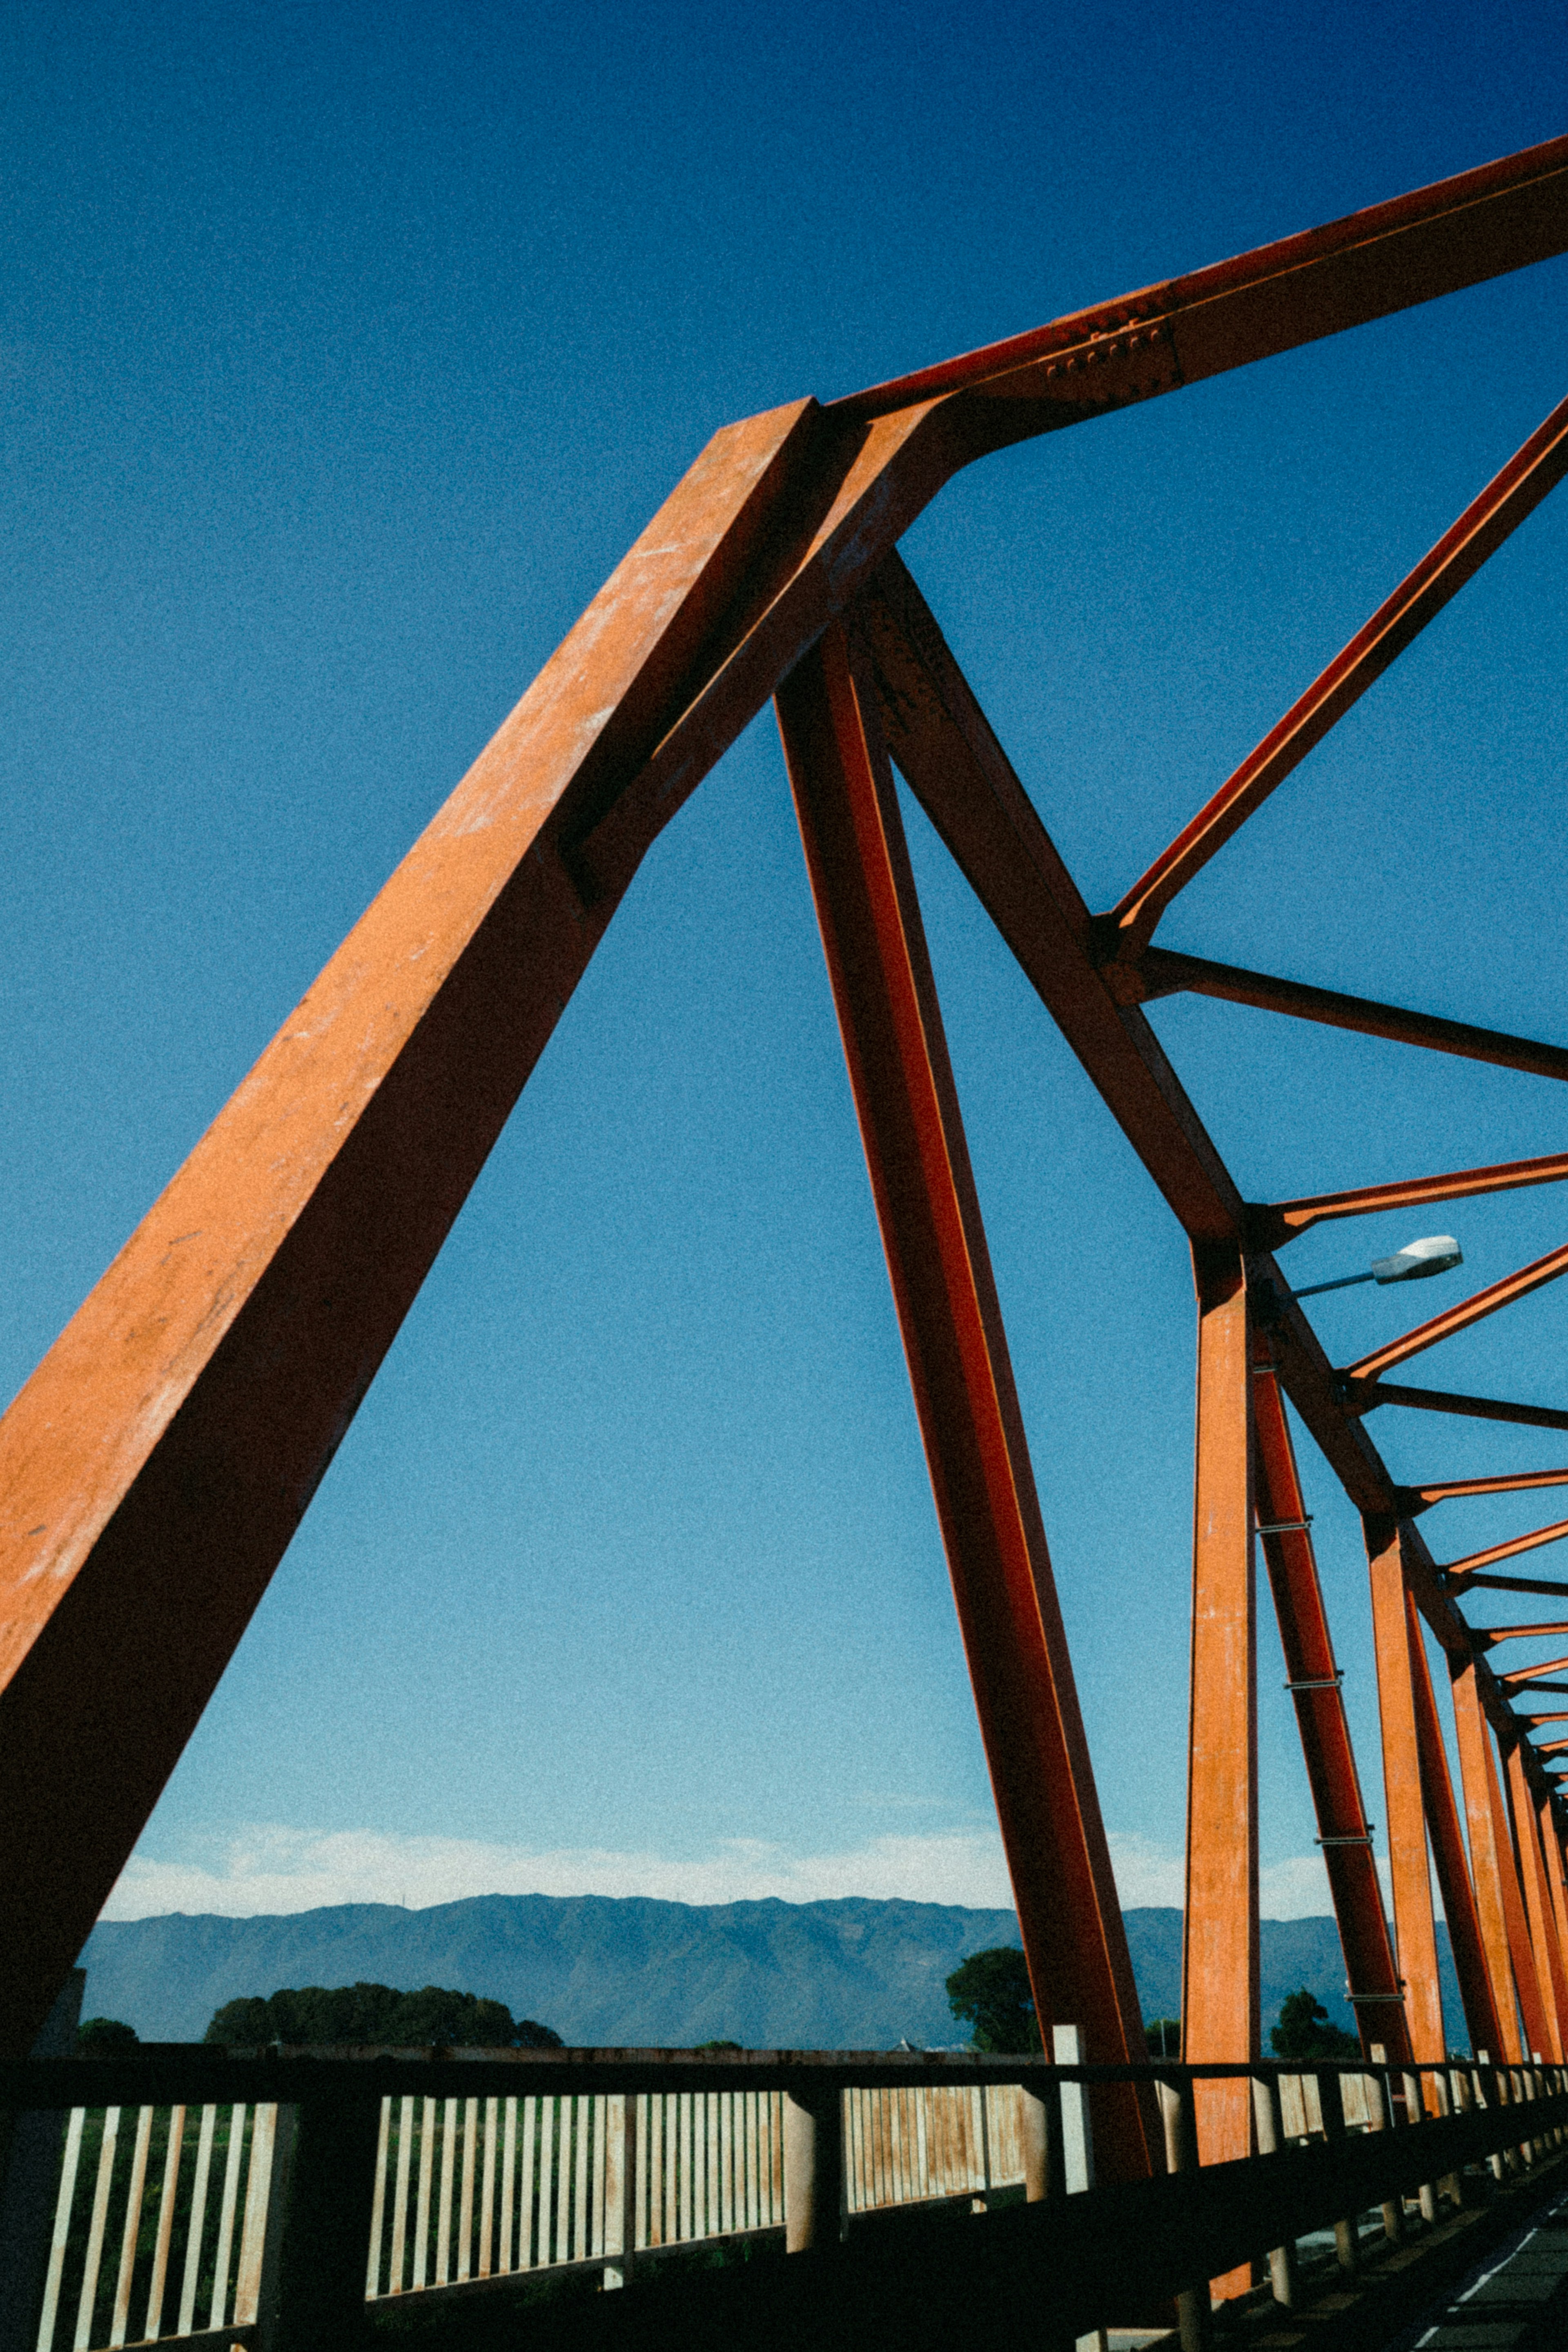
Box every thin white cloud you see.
[100,1824,1018,1920]
[102,1824,1387,1925]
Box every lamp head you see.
[1371,1235,1463,1285]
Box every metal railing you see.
[3,2047,1567,2352]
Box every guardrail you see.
[2,2047,1565,2352]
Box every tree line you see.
[203,1982,561,2047]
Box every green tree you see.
[204,1982,561,2048]
[1144,2017,1180,2058]
[945,1948,1042,2054]
[75,2017,140,2054]
[1269,1988,1359,2061]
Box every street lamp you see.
[1294,1234,1463,1301]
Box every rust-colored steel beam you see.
[0,393,849,2055]
[1366,1518,1443,2060]
[1475,1622,1568,1647]
[1446,1520,1568,1581]
[1133,949,1568,1086]
[775,621,1156,2183]
[1536,1737,1568,1755]
[1256,1370,1408,2058]
[1105,387,1568,958]
[1458,1575,1568,1600]
[1481,1703,1555,2060]
[1539,1791,1568,2023]
[1501,1653,1568,1688]
[854,551,1559,1786]
[834,134,1568,419]
[1412,1469,1568,1506]
[1350,1384,1568,1435]
[1254,1149,1568,1250]
[1505,1737,1568,2057]
[1452,1662,1531,2060]
[6,129,1561,2063]
[1345,1240,1568,1386]
[1183,1250,1258,2292]
[1408,1595,1504,2058]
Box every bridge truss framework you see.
[5,129,1568,2277]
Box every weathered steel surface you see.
[1255,1374,1407,2059]
[1365,1520,1441,2060]
[1181,1250,1257,2222]
[4,124,1568,2094]
[775,624,1154,2183]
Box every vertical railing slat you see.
[143,2105,184,2345]
[176,2107,217,2337]
[108,2106,154,2348]
[412,2098,435,2290]
[457,2098,477,2282]
[74,2106,120,2352]
[388,2097,414,2296]
[234,2103,277,2325]
[36,2107,86,2352]
[519,2099,538,2270]
[434,2099,457,2286]
[207,2104,248,2331]
[364,2098,391,2300]
[499,2097,518,2274]
[479,2098,497,2276]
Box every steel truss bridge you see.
[5,125,1568,2314]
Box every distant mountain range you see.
[78,1893,1466,2050]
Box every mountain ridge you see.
[78,1891,1465,2049]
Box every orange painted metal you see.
[834,134,1568,421]
[1181,1250,1258,2244]
[0,394,833,2056]
[1501,1654,1568,1689]
[1408,1597,1504,2058]
[1539,1792,1568,2011]
[1254,1368,1407,2058]
[1505,1738,1568,2058]
[1414,1470,1568,1505]
[1452,1661,1528,2060]
[775,621,1155,2183]
[1365,1520,1442,2059]
[1349,1383,1568,1436]
[1134,949,1568,1087]
[1345,1240,1568,1388]
[1108,388,1568,957]
[1447,1521,1568,1580]
[1258,1149,1568,1247]
[1480,1691,1555,2060]
[2,126,1567,2081]
[1477,1621,1568,1645]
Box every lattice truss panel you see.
[5,134,1568,2200]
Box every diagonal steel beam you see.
[1255,1149,1568,1250]
[1458,1575,1568,1601]
[6,133,1562,2065]
[1446,1519,1568,1581]
[1132,949,1568,1085]
[1345,1240,1568,1385]
[775,620,1158,2181]
[1474,1622,1568,1646]
[1105,388,1568,957]
[1352,1383,1568,1434]
[1406,1468,1568,1507]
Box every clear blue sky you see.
[3,0,1566,1927]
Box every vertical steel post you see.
[775,621,1156,2183]
[1505,1741,1568,2059]
[1252,1370,1405,2058]
[1365,1518,1443,2062]
[1182,1248,1257,2234]
[782,2085,844,2253]
[1452,1662,1528,2061]
[1479,1702,1555,2063]
[1249,2074,1297,2306]
[1409,1602,1503,2057]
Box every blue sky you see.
[3,0,1566,1930]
